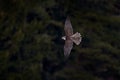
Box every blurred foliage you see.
[0,0,120,80]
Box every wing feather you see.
[64,17,73,36]
[64,39,73,57]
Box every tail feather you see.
[70,32,82,45]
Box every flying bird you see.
[62,17,82,57]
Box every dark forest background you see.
[0,0,120,80]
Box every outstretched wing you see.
[64,17,73,37]
[64,39,73,57]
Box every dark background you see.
[0,0,120,80]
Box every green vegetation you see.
[0,0,120,80]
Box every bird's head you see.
[62,36,66,40]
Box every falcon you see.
[62,17,82,57]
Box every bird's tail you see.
[70,32,82,45]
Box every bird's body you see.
[62,32,81,45]
[62,17,82,57]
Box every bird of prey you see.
[62,17,82,57]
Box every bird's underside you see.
[62,32,81,45]
[63,16,82,57]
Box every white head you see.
[62,36,66,40]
